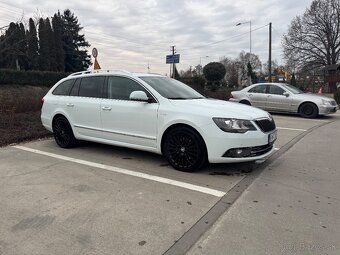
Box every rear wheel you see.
[52,116,77,148]
[300,103,318,118]
[163,127,207,172]
[239,100,251,105]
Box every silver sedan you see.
[230,83,338,118]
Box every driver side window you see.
[107,76,151,100]
[268,85,285,95]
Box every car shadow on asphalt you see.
[75,140,253,176]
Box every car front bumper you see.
[319,105,338,115]
[202,123,276,163]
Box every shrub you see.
[0,69,70,87]
[334,89,340,105]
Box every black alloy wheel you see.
[300,102,318,118]
[52,116,77,148]
[163,126,207,172]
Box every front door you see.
[100,76,159,149]
[266,85,292,112]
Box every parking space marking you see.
[274,147,280,151]
[13,145,226,197]
[277,127,307,132]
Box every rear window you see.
[52,79,75,96]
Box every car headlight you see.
[213,118,256,133]
[321,99,331,106]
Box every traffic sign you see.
[166,54,180,64]
[92,48,98,58]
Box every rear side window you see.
[107,76,151,100]
[249,85,267,94]
[52,79,75,95]
[79,76,105,98]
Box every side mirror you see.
[283,92,290,97]
[129,91,150,102]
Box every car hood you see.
[169,98,270,120]
[293,93,334,101]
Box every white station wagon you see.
[41,70,277,171]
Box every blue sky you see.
[0,0,313,74]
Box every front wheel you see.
[163,127,207,172]
[300,103,318,118]
[52,116,77,148]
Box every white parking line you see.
[13,145,226,198]
[277,127,307,132]
[274,147,280,151]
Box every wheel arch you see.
[239,99,251,105]
[160,123,208,156]
[298,101,319,115]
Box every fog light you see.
[223,148,251,158]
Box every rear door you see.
[247,84,268,109]
[100,76,159,149]
[64,76,105,138]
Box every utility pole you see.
[268,22,272,83]
[171,45,176,78]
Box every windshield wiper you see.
[168,97,204,100]
[168,97,186,100]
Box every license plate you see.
[268,130,277,144]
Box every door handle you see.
[248,94,253,96]
[66,103,74,107]
[102,106,112,111]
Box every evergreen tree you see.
[62,9,91,72]
[52,12,65,72]
[0,22,25,69]
[290,72,297,86]
[46,18,57,71]
[38,18,51,70]
[26,18,39,70]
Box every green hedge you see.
[0,69,71,87]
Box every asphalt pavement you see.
[0,113,339,255]
[188,117,340,255]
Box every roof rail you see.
[68,69,132,77]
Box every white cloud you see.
[0,0,314,74]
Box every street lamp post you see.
[236,21,251,54]
[199,56,209,75]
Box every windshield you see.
[140,76,205,99]
[282,84,303,94]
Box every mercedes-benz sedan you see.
[230,83,338,118]
[41,70,277,172]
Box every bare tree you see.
[283,0,340,69]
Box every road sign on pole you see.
[166,54,180,64]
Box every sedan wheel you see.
[52,116,77,148]
[300,103,318,118]
[163,127,207,172]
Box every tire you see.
[239,100,251,105]
[52,116,77,148]
[163,126,207,172]
[299,102,318,118]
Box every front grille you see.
[250,144,273,157]
[330,101,337,106]
[255,118,276,133]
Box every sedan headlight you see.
[321,99,332,106]
[213,118,256,133]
